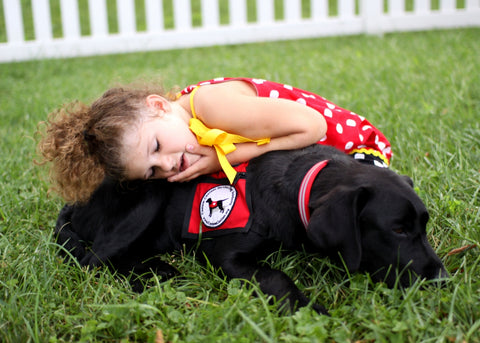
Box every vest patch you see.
[182,163,252,239]
[200,185,237,228]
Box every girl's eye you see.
[155,140,160,152]
[149,167,156,179]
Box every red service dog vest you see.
[182,163,253,239]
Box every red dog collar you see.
[298,160,329,229]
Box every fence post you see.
[3,0,24,42]
[360,0,383,34]
[173,0,192,30]
[440,0,456,12]
[146,0,164,32]
[88,0,108,36]
[284,0,302,22]
[388,0,404,15]
[32,0,53,40]
[117,0,136,34]
[414,0,429,13]
[339,0,355,18]
[257,0,275,24]
[311,0,328,20]
[60,0,80,38]
[466,0,479,9]
[229,0,247,26]
[201,0,220,28]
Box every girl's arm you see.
[168,81,327,182]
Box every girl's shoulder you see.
[197,79,257,97]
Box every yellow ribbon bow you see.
[189,118,270,183]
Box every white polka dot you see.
[252,79,266,84]
[345,141,354,150]
[377,141,386,150]
[359,134,364,142]
[362,125,372,131]
[324,108,333,117]
[336,123,343,134]
[296,98,307,105]
[269,90,279,98]
[375,135,379,144]
[327,103,335,109]
[213,77,225,81]
[346,119,356,127]
[199,81,211,86]
[359,115,365,121]
[283,84,293,90]
[302,93,316,99]
[320,135,327,142]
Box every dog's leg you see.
[205,235,329,315]
[116,258,180,292]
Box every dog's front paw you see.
[312,303,330,316]
[157,264,180,281]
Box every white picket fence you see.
[1,0,480,63]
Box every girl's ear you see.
[146,94,171,115]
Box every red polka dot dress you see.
[179,77,392,167]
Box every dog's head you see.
[308,167,448,288]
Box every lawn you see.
[0,28,479,342]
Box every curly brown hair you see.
[37,85,176,204]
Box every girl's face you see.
[122,99,201,180]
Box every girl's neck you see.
[171,99,193,124]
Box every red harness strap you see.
[298,160,329,229]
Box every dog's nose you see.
[425,263,449,287]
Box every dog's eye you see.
[393,228,406,235]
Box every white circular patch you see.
[296,98,307,105]
[346,119,357,127]
[200,185,237,228]
[269,90,279,98]
[362,125,372,131]
[336,123,343,134]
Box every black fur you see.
[55,145,448,315]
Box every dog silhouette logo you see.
[200,185,237,228]
[206,198,227,216]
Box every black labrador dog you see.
[55,145,448,315]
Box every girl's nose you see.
[157,154,175,172]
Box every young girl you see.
[37,77,391,204]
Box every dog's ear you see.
[85,195,167,266]
[55,204,87,261]
[306,185,371,272]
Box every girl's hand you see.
[167,144,220,182]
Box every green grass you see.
[0,28,479,342]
